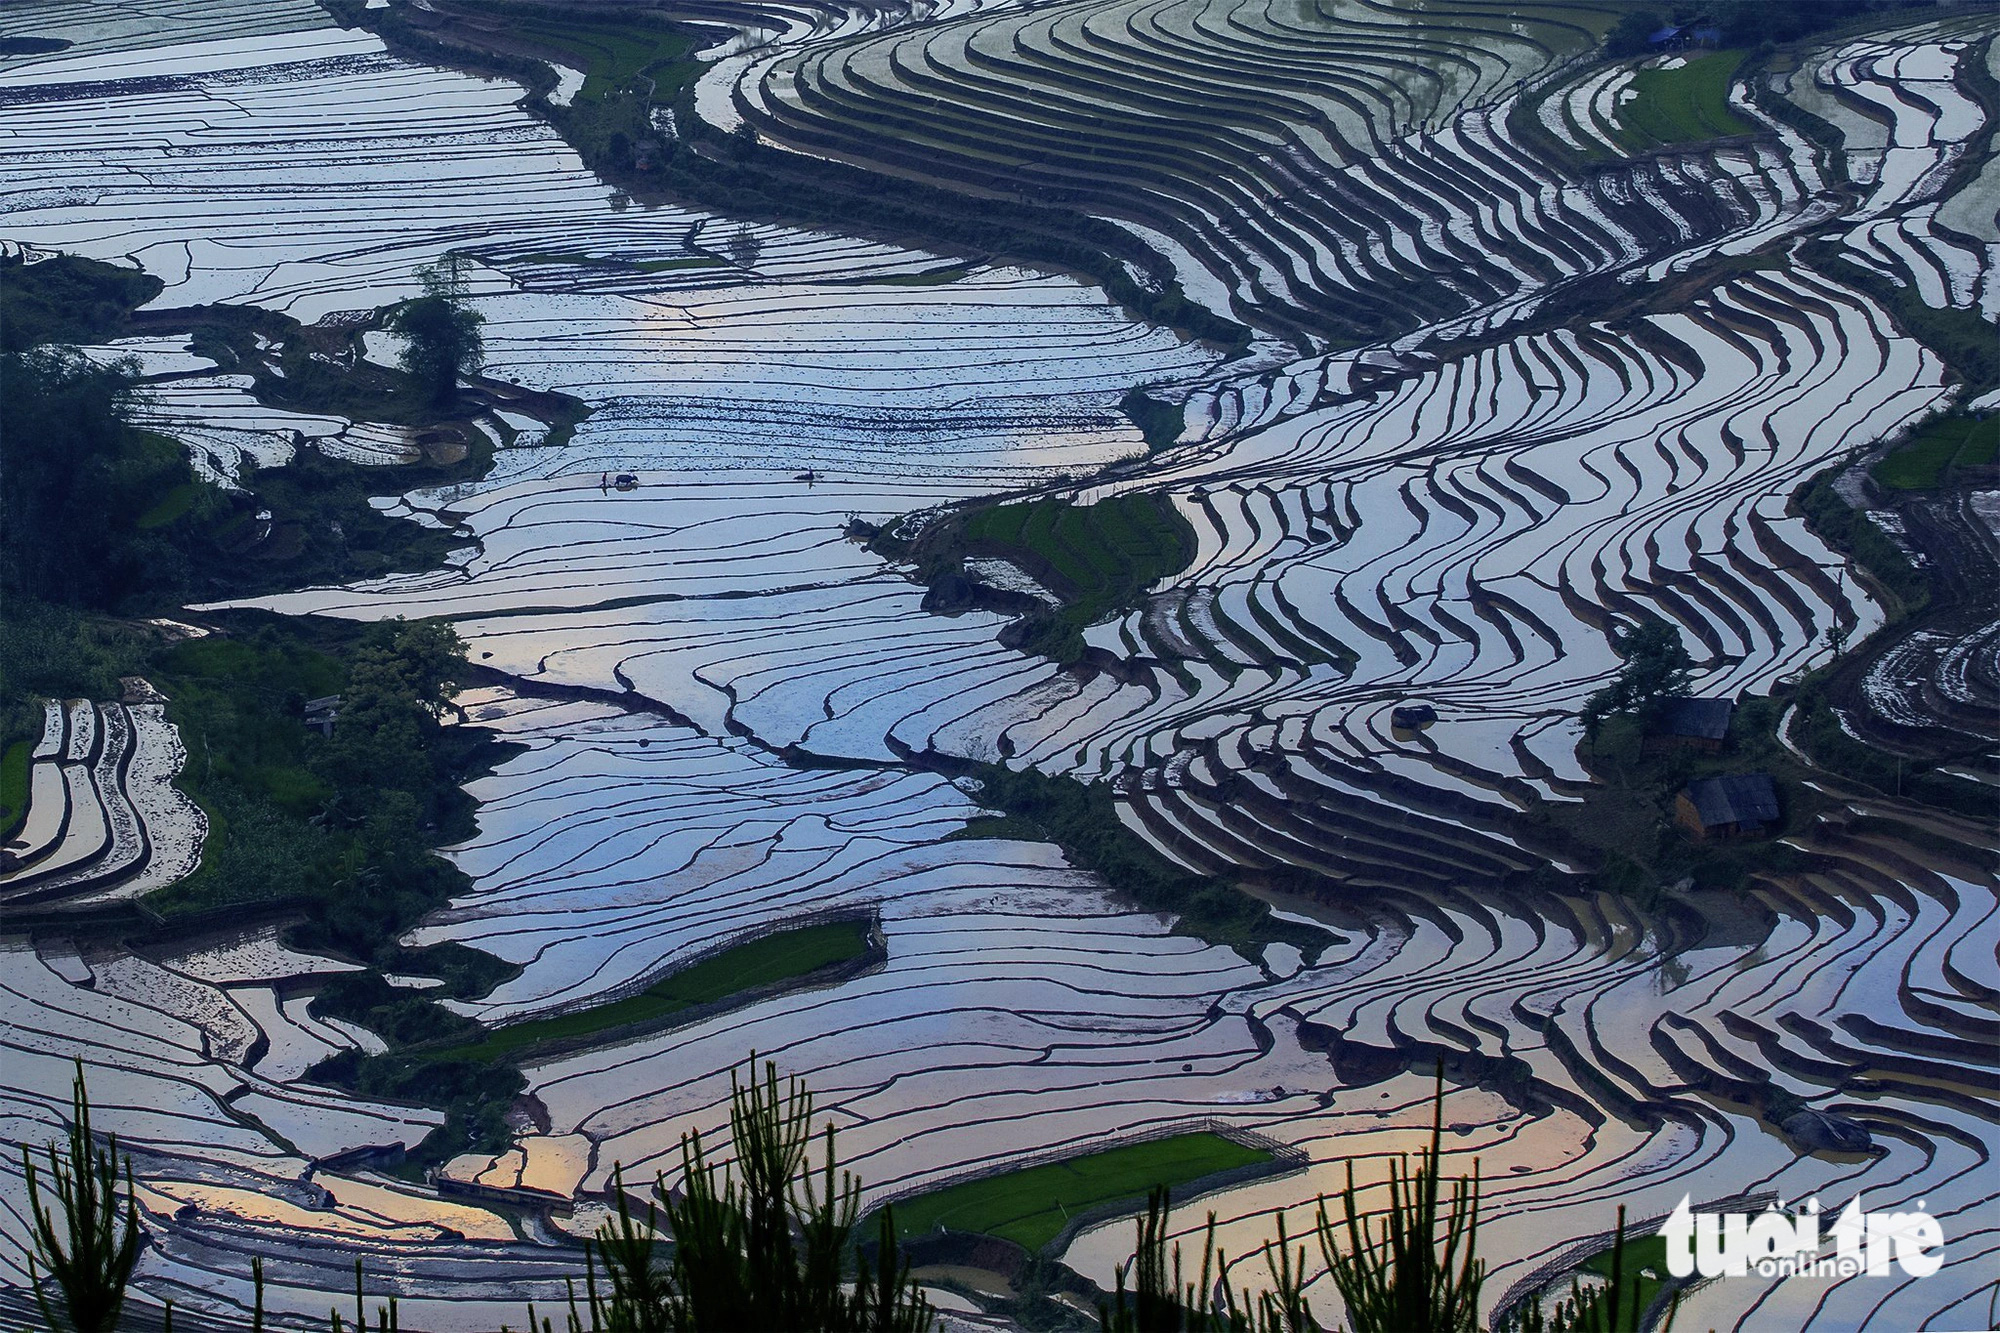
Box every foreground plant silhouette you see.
[547,1057,934,1333]
[23,1061,143,1333]
[1099,1186,1313,1332]
[1101,1068,1671,1333]
[1318,1068,1483,1333]
[29,1063,1662,1333]
[1503,1207,1677,1333]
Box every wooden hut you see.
[1645,697,1733,754]
[1676,773,1780,839]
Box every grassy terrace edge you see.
[425,915,879,1064]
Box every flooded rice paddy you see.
[1,0,1996,1328]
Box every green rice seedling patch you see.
[885,1133,1270,1252]
[1962,415,2000,466]
[427,918,873,1063]
[1872,414,2000,490]
[516,252,722,273]
[634,256,725,272]
[1615,50,1752,150]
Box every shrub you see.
[386,258,484,405]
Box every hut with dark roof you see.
[1645,697,1733,754]
[1676,773,1780,839]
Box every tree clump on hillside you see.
[0,254,163,353]
[1580,617,1694,735]
[285,619,475,950]
[387,255,485,404]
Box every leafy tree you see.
[569,1058,934,1332]
[1580,618,1693,735]
[386,256,484,404]
[24,1062,144,1333]
[1603,11,1662,57]
[314,618,468,803]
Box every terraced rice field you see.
[719,0,1860,352]
[3,0,1998,1329]
[0,698,206,909]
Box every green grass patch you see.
[311,917,873,1171]
[0,738,30,830]
[1615,50,1752,150]
[1872,414,2000,490]
[946,813,1045,843]
[141,629,352,912]
[957,492,1193,658]
[634,256,724,273]
[1820,242,2000,395]
[428,918,873,1063]
[515,251,601,266]
[886,1133,1269,1252]
[1794,472,1927,616]
[963,493,1190,603]
[1965,421,2000,466]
